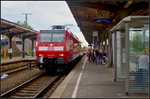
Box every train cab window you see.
[40,30,64,43]
[52,30,64,42]
[40,30,52,42]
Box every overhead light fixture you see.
[124,1,133,8]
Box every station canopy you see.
[1,18,38,40]
[66,1,148,44]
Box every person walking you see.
[92,49,96,63]
[103,50,107,63]
[99,50,105,64]
[87,49,92,62]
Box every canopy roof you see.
[1,18,38,40]
[67,1,148,43]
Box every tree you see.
[130,32,143,51]
[16,21,33,29]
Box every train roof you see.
[39,29,80,42]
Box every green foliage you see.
[16,21,33,29]
[1,35,9,41]
[130,33,143,51]
[25,50,32,56]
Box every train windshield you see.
[40,30,65,42]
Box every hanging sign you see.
[93,31,98,36]
[93,18,111,24]
[91,41,100,45]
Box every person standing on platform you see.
[95,49,100,64]
[87,49,92,62]
[136,49,149,88]
[92,49,96,63]
[99,50,105,64]
[103,50,107,63]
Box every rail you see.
[1,73,63,98]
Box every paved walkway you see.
[50,55,149,98]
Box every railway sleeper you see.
[13,92,37,96]
[10,96,34,98]
[20,90,39,93]
[23,87,40,90]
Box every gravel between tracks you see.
[1,67,42,94]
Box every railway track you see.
[2,64,37,74]
[1,61,37,74]
[1,55,83,98]
[1,73,63,98]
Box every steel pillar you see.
[8,36,13,59]
[31,39,34,57]
[22,37,25,58]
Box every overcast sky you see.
[1,1,88,47]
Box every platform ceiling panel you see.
[67,1,149,44]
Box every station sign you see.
[91,41,100,45]
[8,48,13,53]
[93,18,111,24]
[1,41,8,45]
[16,41,22,45]
[93,31,98,36]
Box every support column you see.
[105,33,108,52]
[103,34,105,51]
[125,23,130,95]
[22,37,25,58]
[108,31,112,67]
[114,32,117,81]
[31,39,34,57]
[8,36,13,59]
[100,34,103,51]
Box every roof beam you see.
[80,25,103,31]
[29,36,36,40]
[12,31,30,36]
[1,26,16,31]
[77,17,92,22]
[23,34,37,39]
[67,2,120,11]
[1,18,38,33]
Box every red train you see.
[35,25,82,72]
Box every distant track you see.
[1,60,37,74]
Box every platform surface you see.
[50,55,149,98]
[1,56,36,64]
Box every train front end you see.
[35,29,67,72]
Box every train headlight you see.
[58,54,64,56]
[39,54,43,56]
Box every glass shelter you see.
[111,16,149,95]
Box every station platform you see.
[1,56,36,64]
[50,55,149,98]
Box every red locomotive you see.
[35,25,82,72]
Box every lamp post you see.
[21,13,32,51]
[22,13,32,27]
